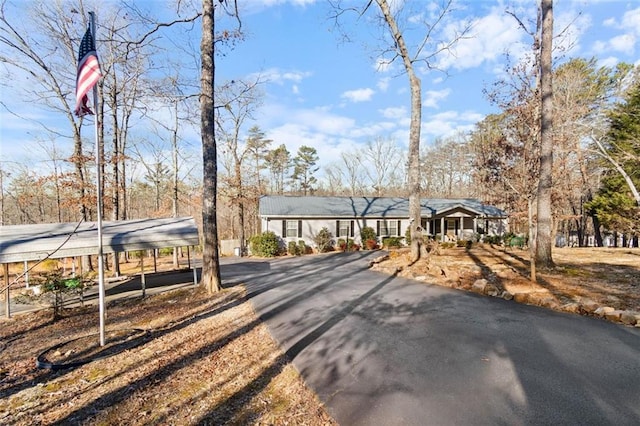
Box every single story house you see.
[259,195,508,247]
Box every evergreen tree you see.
[292,145,319,196]
[586,81,640,243]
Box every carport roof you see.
[0,217,200,264]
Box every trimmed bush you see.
[288,241,300,255]
[298,240,307,254]
[250,231,282,257]
[382,237,403,248]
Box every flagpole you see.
[89,11,106,347]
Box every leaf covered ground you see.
[372,245,640,316]
[1,245,638,425]
[0,285,337,425]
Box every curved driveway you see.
[222,251,640,425]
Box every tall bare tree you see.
[536,0,554,268]
[332,0,470,261]
[200,0,241,293]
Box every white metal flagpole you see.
[89,11,106,347]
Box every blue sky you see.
[2,0,640,180]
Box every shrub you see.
[250,231,282,257]
[288,241,299,255]
[312,227,334,253]
[298,240,308,255]
[405,227,411,246]
[38,271,88,319]
[382,237,403,248]
[483,235,502,245]
[337,238,359,251]
[456,240,473,249]
[364,239,378,250]
[360,226,377,244]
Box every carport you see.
[0,216,201,318]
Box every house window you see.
[286,220,299,237]
[282,220,302,238]
[336,220,354,238]
[377,220,400,237]
[338,220,350,237]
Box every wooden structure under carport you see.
[0,217,201,318]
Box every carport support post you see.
[4,263,10,319]
[140,254,146,298]
[190,246,197,286]
[24,260,29,288]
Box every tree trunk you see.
[376,0,424,261]
[535,0,554,268]
[200,0,221,293]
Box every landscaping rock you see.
[484,284,500,297]
[620,311,638,326]
[472,279,487,294]
[580,300,599,314]
[594,306,615,317]
[604,310,623,322]
[501,291,513,300]
[561,303,581,314]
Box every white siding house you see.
[259,196,507,248]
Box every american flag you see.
[75,27,101,117]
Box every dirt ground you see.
[371,244,640,320]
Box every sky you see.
[1,0,640,183]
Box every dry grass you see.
[0,285,337,425]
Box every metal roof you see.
[0,217,200,264]
[259,196,507,219]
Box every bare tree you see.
[200,0,241,293]
[330,0,469,260]
[216,79,263,251]
[360,136,404,196]
[536,0,554,269]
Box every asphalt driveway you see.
[222,251,640,426]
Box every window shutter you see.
[336,220,340,237]
[350,220,354,238]
[298,220,302,238]
[376,221,380,236]
[282,220,286,237]
[397,220,402,236]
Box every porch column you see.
[426,220,430,236]
[440,217,445,242]
[473,217,477,236]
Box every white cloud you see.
[590,7,640,56]
[374,57,394,73]
[379,106,407,120]
[377,77,391,92]
[423,88,451,109]
[609,34,636,54]
[435,10,526,71]
[621,8,640,31]
[422,110,484,139]
[598,56,620,68]
[341,88,375,103]
[257,68,312,85]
